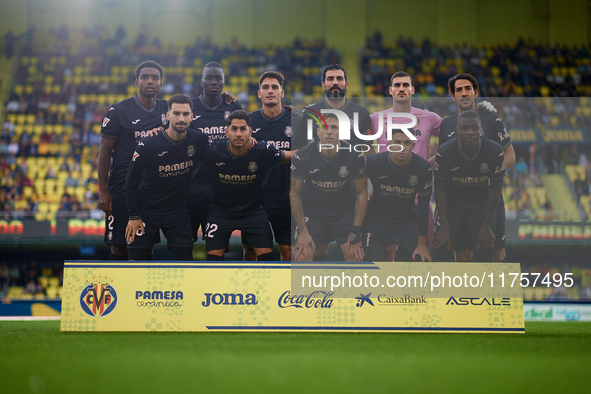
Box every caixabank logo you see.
[79,275,118,317]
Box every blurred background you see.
[0,0,590,311]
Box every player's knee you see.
[111,245,127,260]
[493,248,506,262]
[256,252,274,261]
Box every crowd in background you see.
[1,26,591,222]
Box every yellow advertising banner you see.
[60,261,525,333]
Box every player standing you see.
[363,128,432,262]
[98,60,168,260]
[301,64,372,147]
[291,113,368,262]
[125,95,208,260]
[187,62,242,247]
[433,111,505,262]
[439,73,515,261]
[244,71,304,261]
[370,71,441,260]
[201,110,291,261]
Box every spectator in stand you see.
[515,156,528,174]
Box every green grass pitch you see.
[1,321,589,393]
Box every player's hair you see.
[321,113,339,125]
[226,110,251,127]
[457,110,481,123]
[448,73,479,95]
[203,61,223,71]
[390,71,412,86]
[322,64,347,82]
[136,60,164,80]
[167,94,193,111]
[259,71,285,87]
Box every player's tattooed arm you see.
[346,176,368,260]
[477,178,503,249]
[291,177,315,261]
[97,136,116,216]
[433,178,451,251]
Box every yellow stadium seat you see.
[14,124,24,135]
[6,113,16,124]
[38,277,49,288]
[49,277,60,288]
[46,287,58,298]
[16,114,26,124]
[8,286,24,297]
[13,85,24,95]
[26,114,36,125]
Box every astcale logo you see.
[305,107,417,153]
[79,275,118,317]
[446,296,510,306]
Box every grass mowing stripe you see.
[0,322,589,394]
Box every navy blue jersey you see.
[366,152,432,222]
[291,140,366,213]
[188,96,243,197]
[202,141,285,216]
[300,99,372,146]
[439,109,512,150]
[101,96,168,197]
[250,108,302,210]
[434,138,505,203]
[126,129,208,218]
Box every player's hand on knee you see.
[476,101,497,113]
[433,228,451,251]
[98,190,112,216]
[222,91,237,104]
[146,127,163,137]
[295,230,315,261]
[412,244,432,262]
[125,219,144,244]
[476,227,495,249]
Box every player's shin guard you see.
[207,254,224,261]
[256,252,274,261]
[173,247,193,261]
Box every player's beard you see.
[458,97,475,112]
[325,86,346,99]
[172,123,187,133]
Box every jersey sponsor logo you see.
[248,161,258,172]
[290,164,296,171]
[132,151,139,161]
[187,145,195,157]
[267,140,290,150]
[338,166,349,178]
[480,163,489,173]
[284,126,292,137]
[158,151,168,157]
[495,117,502,122]
[495,161,506,174]
[159,160,194,177]
[132,119,141,124]
[311,179,348,190]
[377,175,388,179]
[198,126,227,137]
[380,184,415,197]
[218,173,256,184]
[192,115,202,121]
[253,128,261,133]
[109,107,114,111]
[79,276,118,318]
[309,169,320,174]
[450,167,461,171]
[447,132,455,138]
[451,175,489,184]
[434,162,439,171]
[224,111,230,121]
[408,175,418,186]
[215,162,226,166]
[102,117,110,127]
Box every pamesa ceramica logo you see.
[79,275,118,317]
[306,108,418,153]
